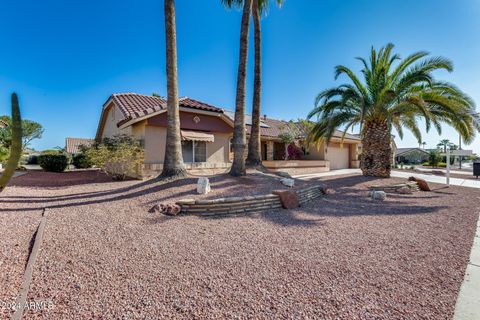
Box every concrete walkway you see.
[454,213,480,320]
[415,167,472,176]
[294,169,480,189]
[391,170,480,189]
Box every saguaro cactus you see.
[0,93,23,193]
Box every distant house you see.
[65,138,94,155]
[95,93,362,174]
[395,148,429,164]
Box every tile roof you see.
[223,112,361,141]
[396,147,429,156]
[65,138,94,154]
[109,93,224,127]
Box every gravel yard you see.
[1,170,479,319]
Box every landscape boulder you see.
[149,203,182,216]
[197,177,211,194]
[272,190,299,209]
[277,171,292,178]
[397,186,413,194]
[281,178,295,188]
[408,176,431,191]
[320,187,335,195]
[370,190,387,201]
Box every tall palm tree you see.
[308,43,479,177]
[246,0,283,167]
[222,0,253,176]
[160,0,187,179]
[437,139,451,153]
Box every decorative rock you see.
[272,190,299,209]
[408,177,431,191]
[197,177,211,194]
[280,178,295,188]
[321,187,335,195]
[370,190,387,201]
[277,171,292,178]
[397,186,413,194]
[149,203,182,216]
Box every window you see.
[182,141,207,163]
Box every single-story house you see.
[95,93,362,174]
[65,138,95,155]
[395,148,429,164]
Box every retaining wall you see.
[177,185,324,216]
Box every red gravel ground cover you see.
[0,171,479,319]
[0,210,42,319]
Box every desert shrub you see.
[83,135,144,180]
[72,153,92,169]
[0,146,9,166]
[38,154,69,172]
[41,149,61,155]
[428,150,441,168]
[26,154,38,165]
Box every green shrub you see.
[83,135,144,180]
[26,154,38,165]
[0,146,9,164]
[428,150,441,168]
[72,153,92,169]
[422,161,430,166]
[38,154,69,172]
[437,162,447,168]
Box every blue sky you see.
[0,0,479,152]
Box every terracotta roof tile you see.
[65,138,94,154]
[108,93,223,127]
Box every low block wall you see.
[177,185,324,216]
[263,160,329,169]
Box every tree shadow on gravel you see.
[0,173,305,213]
[199,175,449,227]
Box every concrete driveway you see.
[294,168,480,189]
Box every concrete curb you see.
[454,212,480,320]
[11,209,47,320]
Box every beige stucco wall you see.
[206,133,230,163]
[303,142,326,160]
[144,126,167,164]
[101,104,132,139]
[143,126,230,165]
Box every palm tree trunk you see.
[230,0,253,177]
[161,0,187,179]
[360,119,392,177]
[246,0,262,167]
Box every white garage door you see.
[326,145,350,170]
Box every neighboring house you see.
[95,93,362,174]
[65,138,94,155]
[395,148,429,164]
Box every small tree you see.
[0,116,43,149]
[428,150,441,168]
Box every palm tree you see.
[222,0,253,176]
[308,43,479,177]
[437,139,451,153]
[160,0,187,179]
[422,141,427,149]
[246,0,283,167]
